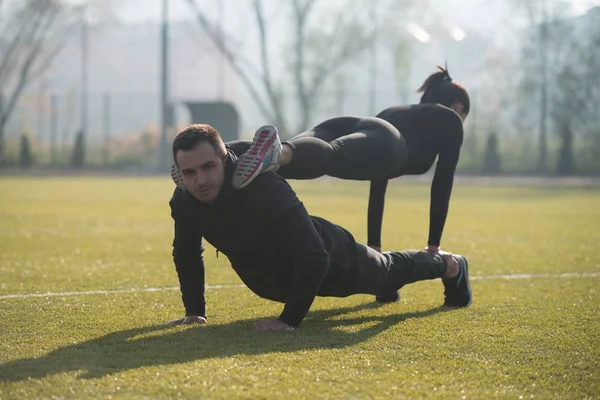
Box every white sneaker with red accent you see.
[232,125,282,189]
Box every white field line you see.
[0,272,598,300]
[0,284,241,300]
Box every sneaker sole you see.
[233,125,279,189]
[171,163,186,190]
[451,255,472,307]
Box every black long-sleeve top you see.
[170,152,339,328]
[369,104,464,248]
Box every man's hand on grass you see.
[254,319,295,332]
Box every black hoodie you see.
[169,150,359,327]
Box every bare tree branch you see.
[184,0,280,129]
[28,18,70,81]
[186,0,394,135]
[26,1,62,69]
[252,0,286,132]
[0,4,41,89]
[0,19,51,132]
[0,0,70,161]
[308,28,374,99]
[293,0,372,130]
[292,0,317,132]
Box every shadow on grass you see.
[0,302,452,382]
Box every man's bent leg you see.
[383,250,472,307]
[340,242,471,307]
[353,244,392,295]
[383,250,447,291]
[353,247,448,300]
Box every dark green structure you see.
[184,101,240,142]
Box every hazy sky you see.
[111,0,600,26]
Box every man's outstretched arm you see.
[169,195,207,325]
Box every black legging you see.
[228,116,408,181]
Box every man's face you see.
[175,142,225,205]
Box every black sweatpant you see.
[228,116,408,181]
[355,246,446,296]
[313,243,447,299]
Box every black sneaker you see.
[442,255,472,307]
[375,290,400,303]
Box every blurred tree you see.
[515,1,600,174]
[474,44,518,170]
[0,0,73,164]
[482,130,502,175]
[546,7,599,175]
[71,129,84,168]
[512,0,551,173]
[392,39,412,105]
[184,0,421,136]
[19,133,33,168]
[556,120,574,175]
[333,73,348,115]
[289,0,373,132]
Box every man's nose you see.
[195,172,208,187]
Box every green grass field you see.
[0,177,599,399]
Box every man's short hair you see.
[172,124,227,164]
